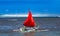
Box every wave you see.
[0,14,58,17]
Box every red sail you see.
[23,10,36,27]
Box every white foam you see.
[0,14,55,17]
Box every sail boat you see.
[20,10,39,33]
[13,10,48,32]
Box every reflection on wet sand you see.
[24,31,35,36]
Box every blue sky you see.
[0,0,60,16]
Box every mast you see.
[23,10,36,27]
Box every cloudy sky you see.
[0,0,60,16]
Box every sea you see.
[0,17,60,36]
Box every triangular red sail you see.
[23,10,36,27]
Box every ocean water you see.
[0,17,60,36]
[0,31,60,36]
